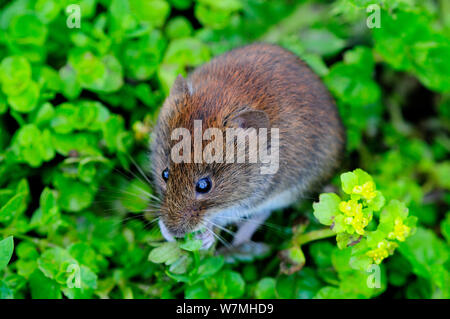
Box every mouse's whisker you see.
[98,182,158,202]
[125,154,154,187]
[201,221,231,248]
[95,213,141,228]
[214,215,289,237]
[147,193,161,202]
[110,190,147,201]
[112,166,147,188]
[106,187,160,205]
[205,219,235,236]
[142,204,162,209]
[142,209,161,214]
[111,161,160,203]
[141,216,160,230]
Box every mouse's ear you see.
[171,74,190,96]
[225,108,270,130]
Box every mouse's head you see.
[150,75,273,238]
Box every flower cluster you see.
[363,200,416,265]
[388,217,412,242]
[313,169,383,241]
[338,199,370,235]
[313,169,417,269]
[352,181,377,201]
[366,240,398,265]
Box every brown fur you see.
[150,43,345,237]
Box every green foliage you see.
[0,0,449,299]
[0,236,14,270]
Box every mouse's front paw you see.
[195,230,215,250]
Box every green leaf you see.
[30,187,60,227]
[398,227,449,279]
[309,241,334,268]
[185,283,209,299]
[179,238,202,252]
[340,171,359,194]
[68,243,103,273]
[0,236,14,270]
[29,269,62,299]
[441,213,450,245]
[11,124,55,167]
[168,254,191,275]
[373,10,450,92]
[129,0,171,28]
[148,242,183,265]
[0,56,31,96]
[204,270,245,298]
[37,247,77,282]
[123,30,167,80]
[62,265,98,299]
[9,13,47,46]
[53,175,95,213]
[51,132,101,157]
[313,193,341,225]
[275,268,322,299]
[0,193,26,223]
[301,29,345,57]
[69,49,123,93]
[162,37,210,68]
[194,0,242,29]
[255,277,276,299]
[195,256,224,282]
[429,264,450,299]
[169,0,192,10]
[16,242,38,260]
[59,65,81,99]
[119,178,151,213]
[166,16,193,39]
[314,286,349,299]
[7,80,39,113]
[50,103,78,134]
[31,102,55,127]
[0,280,14,299]
[34,0,62,23]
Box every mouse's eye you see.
[195,177,212,194]
[162,168,169,182]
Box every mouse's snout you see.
[159,205,204,240]
[158,219,186,241]
[163,219,189,238]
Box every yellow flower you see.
[351,211,370,235]
[366,240,398,264]
[352,181,376,200]
[339,200,370,235]
[388,217,411,242]
[339,200,361,216]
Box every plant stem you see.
[1,231,57,249]
[294,228,336,246]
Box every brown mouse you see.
[150,43,345,249]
